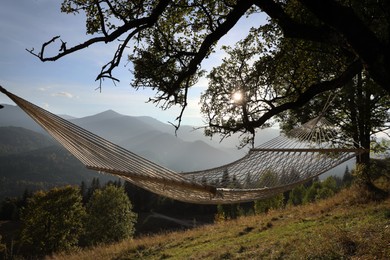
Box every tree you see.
[322,176,338,194]
[277,70,390,193]
[216,203,241,221]
[316,176,338,200]
[19,186,86,256]
[84,177,101,204]
[0,198,19,220]
[28,0,390,131]
[220,169,230,188]
[254,193,284,214]
[288,184,306,206]
[254,170,284,213]
[303,181,322,203]
[342,166,353,187]
[258,170,280,188]
[84,184,137,246]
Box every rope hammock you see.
[0,87,366,204]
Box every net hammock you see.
[0,86,366,204]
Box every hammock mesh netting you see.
[0,86,366,204]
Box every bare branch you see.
[26,35,61,59]
[27,0,172,67]
[96,25,144,82]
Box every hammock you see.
[0,86,366,204]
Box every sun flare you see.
[232,91,243,103]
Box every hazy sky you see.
[0,0,266,126]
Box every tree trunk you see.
[354,73,388,198]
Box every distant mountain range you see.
[0,104,280,198]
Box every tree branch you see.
[95,0,109,37]
[27,0,172,70]
[254,0,337,43]
[297,0,390,93]
[209,60,363,133]
[255,0,390,93]
[169,0,255,94]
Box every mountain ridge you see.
[0,104,256,198]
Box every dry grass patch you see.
[49,185,390,260]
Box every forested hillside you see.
[0,126,54,155]
[0,127,112,199]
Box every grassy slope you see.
[50,186,390,260]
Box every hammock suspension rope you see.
[0,86,366,204]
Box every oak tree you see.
[29,0,390,132]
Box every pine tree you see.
[342,165,353,187]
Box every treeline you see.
[1,177,217,229]
[0,182,136,258]
[0,177,217,258]
[0,167,354,258]
[215,166,353,220]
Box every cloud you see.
[38,86,52,92]
[52,92,74,98]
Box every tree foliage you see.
[254,170,284,213]
[279,71,390,157]
[254,193,284,214]
[288,184,306,206]
[200,21,352,144]
[84,184,137,246]
[302,176,340,203]
[28,0,390,132]
[19,186,86,256]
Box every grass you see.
[49,185,390,260]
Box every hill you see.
[0,137,113,199]
[0,104,280,156]
[51,185,390,259]
[0,104,47,134]
[0,126,55,155]
[0,105,250,198]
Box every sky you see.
[0,0,267,126]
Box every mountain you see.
[0,104,279,152]
[0,144,101,183]
[135,114,280,151]
[0,127,112,198]
[0,126,55,155]
[0,104,46,134]
[70,110,161,144]
[0,104,267,198]
[120,131,235,172]
[58,114,77,120]
[0,103,349,200]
